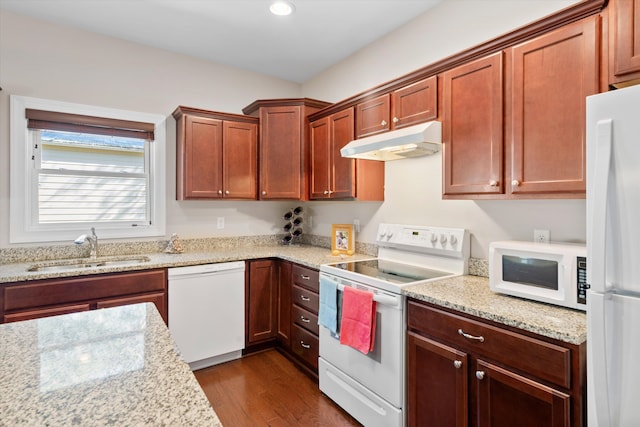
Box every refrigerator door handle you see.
[589,119,613,294]
[588,293,612,427]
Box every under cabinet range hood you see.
[340,121,442,161]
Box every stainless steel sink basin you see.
[27,255,151,272]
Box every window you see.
[10,96,166,243]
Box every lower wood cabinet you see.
[246,259,279,346]
[1,269,168,324]
[407,299,585,427]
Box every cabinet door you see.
[183,115,223,199]
[97,292,167,324]
[309,117,331,199]
[476,360,571,427]
[259,106,303,199]
[611,0,640,82]
[443,53,504,196]
[508,16,598,195]
[330,107,356,199]
[407,331,468,427]
[276,261,292,347]
[391,75,438,129]
[223,120,257,199]
[246,260,277,344]
[355,94,390,138]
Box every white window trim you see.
[10,95,166,243]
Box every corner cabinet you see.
[407,299,586,427]
[245,259,278,346]
[1,269,168,324]
[443,16,599,199]
[309,107,384,200]
[242,99,330,200]
[173,106,258,200]
[608,0,640,86]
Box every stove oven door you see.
[318,274,404,427]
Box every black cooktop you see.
[330,259,453,284]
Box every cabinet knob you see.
[512,180,520,187]
[476,371,485,380]
[393,117,399,123]
[489,180,498,187]
[261,191,267,196]
[225,190,230,195]
[324,190,329,195]
[218,190,223,195]
[454,360,462,369]
[381,120,387,126]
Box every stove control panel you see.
[377,223,469,257]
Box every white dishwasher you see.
[168,261,245,370]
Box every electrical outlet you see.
[217,217,225,229]
[353,219,360,233]
[533,229,549,243]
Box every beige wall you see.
[1,1,586,258]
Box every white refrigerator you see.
[586,84,640,426]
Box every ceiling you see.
[0,0,443,83]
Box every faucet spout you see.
[74,227,98,259]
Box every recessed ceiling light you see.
[270,0,295,16]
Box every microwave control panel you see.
[577,256,588,305]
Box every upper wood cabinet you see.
[309,107,384,200]
[173,106,258,200]
[355,76,438,138]
[608,0,640,86]
[443,16,599,199]
[242,99,330,200]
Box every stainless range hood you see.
[340,121,442,161]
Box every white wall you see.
[0,10,301,247]
[302,0,586,259]
[1,1,587,259]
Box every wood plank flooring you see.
[194,349,362,427]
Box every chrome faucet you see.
[74,227,98,259]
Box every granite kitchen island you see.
[0,303,221,426]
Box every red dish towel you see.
[339,286,376,354]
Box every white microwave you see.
[489,240,587,311]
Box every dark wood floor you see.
[194,349,362,426]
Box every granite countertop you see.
[403,275,587,345]
[0,244,373,284]
[0,303,222,426]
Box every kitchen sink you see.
[27,255,152,272]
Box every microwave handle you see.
[589,119,612,294]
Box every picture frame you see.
[331,223,355,255]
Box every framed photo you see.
[331,224,355,255]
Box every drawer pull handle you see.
[300,341,311,349]
[476,371,485,380]
[300,295,311,302]
[458,328,485,343]
[454,360,462,369]
[300,316,310,323]
[300,274,310,280]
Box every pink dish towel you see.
[339,286,377,354]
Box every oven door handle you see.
[336,284,400,307]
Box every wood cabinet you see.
[356,76,438,138]
[245,259,278,345]
[242,99,330,200]
[608,0,640,86]
[310,107,384,200]
[443,16,599,199]
[173,106,258,200]
[1,269,168,324]
[407,299,585,427]
[289,264,320,372]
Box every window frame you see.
[10,95,166,243]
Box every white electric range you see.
[319,223,470,427]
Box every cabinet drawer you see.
[4,269,166,311]
[292,304,319,335]
[291,324,319,370]
[3,303,91,323]
[292,264,319,292]
[292,284,319,314]
[407,300,571,389]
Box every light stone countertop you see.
[403,275,587,345]
[0,303,222,426]
[0,244,373,284]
